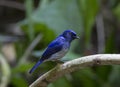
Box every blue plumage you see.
[29,29,79,74]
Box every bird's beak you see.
[76,36,80,39]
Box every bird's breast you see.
[48,45,69,61]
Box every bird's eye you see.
[73,33,76,37]
[69,32,76,38]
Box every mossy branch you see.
[29,54,120,87]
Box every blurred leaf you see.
[109,66,120,87]
[49,77,72,87]
[72,68,97,87]
[11,75,28,87]
[25,0,34,41]
[78,0,99,48]
[20,0,83,36]
[21,23,55,49]
[48,83,55,87]
[12,63,32,73]
[113,3,120,21]
[105,30,115,53]
[33,0,83,34]
[95,66,112,81]
[0,54,11,87]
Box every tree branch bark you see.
[29,54,120,87]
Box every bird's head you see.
[62,29,79,42]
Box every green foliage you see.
[21,23,55,49]
[78,0,99,47]
[1,0,120,87]
[109,66,120,87]
[11,75,28,87]
[105,30,116,53]
[32,0,83,34]
[48,77,72,87]
[113,3,120,21]
[0,54,11,87]
[96,66,112,82]
[25,0,34,41]
[72,69,97,87]
[12,63,32,73]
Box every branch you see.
[29,54,120,87]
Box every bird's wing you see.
[40,36,65,61]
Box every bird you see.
[29,29,79,74]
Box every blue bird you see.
[29,29,79,74]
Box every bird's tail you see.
[29,60,43,74]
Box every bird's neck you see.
[65,38,72,43]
